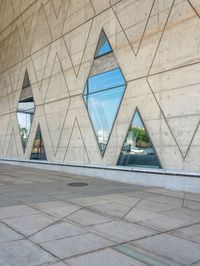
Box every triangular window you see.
[17,71,35,153]
[30,125,47,160]
[118,110,161,168]
[95,31,112,58]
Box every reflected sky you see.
[87,86,125,141]
[132,111,144,129]
[95,31,112,57]
[84,67,126,155]
[86,69,125,94]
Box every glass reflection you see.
[95,31,112,58]
[84,68,126,155]
[17,98,35,152]
[118,111,161,168]
[88,68,125,94]
[30,125,47,160]
[17,71,35,153]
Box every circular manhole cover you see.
[68,182,88,187]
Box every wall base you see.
[0,159,200,194]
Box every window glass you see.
[118,111,161,168]
[87,86,125,155]
[30,125,47,160]
[86,69,125,94]
[84,68,126,156]
[95,31,112,57]
[17,72,36,153]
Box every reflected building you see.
[118,111,161,168]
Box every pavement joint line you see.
[55,230,174,262]
[134,196,184,209]
[130,242,186,266]
[62,199,200,240]
[0,220,61,263]
[122,198,143,219]
[113,244,170,266]
[60,245,116,261]
[182,192,186,208]
[131,191,185,201]
[20,206,84,239]
[5,196,200,240]
[20,202,123,245]
[0,208,73,242]
[47,194,193,234]
[24,200,83,218]
[0,220,28,239]
[32,232,90,245]
[29,238,62,261]
[191,258,200,265]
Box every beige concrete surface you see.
[0,0,200,173]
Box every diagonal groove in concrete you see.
[122,198,142,219]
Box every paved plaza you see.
[0,164,200,265]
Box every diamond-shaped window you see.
[17,71,35,153]
[83,31,126,156]
[117,110,161,168]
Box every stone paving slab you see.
[32,202,81,219]
[67,209,113,226]
[88,220,157,243]
[183,199,200,210]
[0,239,56,266]
[66,248,146,266]
[136,199,177,213]
[170,223,200,243]
[90,202,131,218]
[41,233,114,259]
[125,207,165,223]
[131,233,200,265]
[192,261,200,266]
[0,222,23,242]
[0,205,40,219]
[30,221,86,244]
[147,188,185,199]
[146,195,183,207]
[140,214,191,231]
[114,244,172,266]
[160,207,200,223]
[3,213,57,237]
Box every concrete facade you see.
[0,0,200,173]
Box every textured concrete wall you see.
[0,0,200,173]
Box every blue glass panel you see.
[85,69,125,94]
[95,31,112,57]
[85,86,125,155]
[118,111,161,168]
